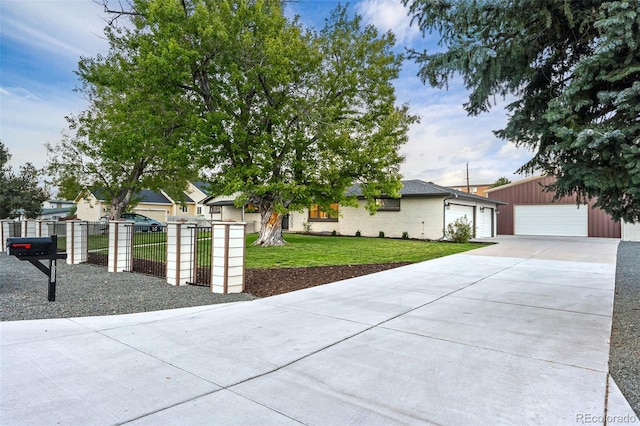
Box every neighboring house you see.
[185,181,212,218]
[449,183,493,198]
[200,193,261,233]
[485,175,621,238]
[75,189,175,222]
[38,208,73,221]
[74,182,214,223]
[38,199,76,220]
[203,180,505,239]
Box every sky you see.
[0,0,534,192]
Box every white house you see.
[203,180,505,240]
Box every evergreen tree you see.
[404,0,640,221]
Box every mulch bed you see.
[244,263,412,298]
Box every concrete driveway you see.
[1,236,638,425]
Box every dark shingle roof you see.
[191,181,211,195]
[135,189,173,204]
[349,180,506,204]
[90,188,173,204]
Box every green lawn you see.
[84,231,487,268]
[245,233,487,269]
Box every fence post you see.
[108,221,134,272]
[211,222,246,294]
[36,220,49,237]
[21,220,37,237]
[66,221,88,265]
[0,220,20,251]
[166,222,196,286]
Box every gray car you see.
[120,213,164,232]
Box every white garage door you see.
[514,204,588,237]
[476,207,494,238]
[445,204,474,231]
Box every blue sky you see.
[0,0,533,189]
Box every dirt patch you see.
[244,263,412,298]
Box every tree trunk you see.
[254,207,286,247]
[108,189,134,220]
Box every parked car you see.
[120,213,164,232]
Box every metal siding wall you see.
[587,200,621,238]
[488,176,620,238]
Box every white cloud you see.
[0,86,85,169]
[399,92,530,186]
[1,1,109,60]
[356,0,420,44]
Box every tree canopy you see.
[403,0,640,221]
[70,0,417,245]
[491,177,511,189]
[0,141,48,219]
[46,3,201,219]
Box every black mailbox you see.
[7,237,54,257]
[6,235,66,302]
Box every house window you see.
[210,205,221,214]
[309,203,339,222]
[181,206,188,213]
[376,198,401,211]
[244,204,259,213]
[197,206,202,215]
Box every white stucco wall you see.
[288,197,499,240]
[288,198,446,240]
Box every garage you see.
[445,203,474,231]
[514,204,588,237]
[485,176,621,238]
[476,207,494,238]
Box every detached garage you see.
[486,176,620,238]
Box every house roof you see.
[40,207,72,215]
[191,181,211,195]
[209,200,236,206]
[88,188,173,205]
[349,180,507,205]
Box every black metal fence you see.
[188,225,212,287]
[47,222,67,251]
[131,225,168,278]
[87,221,109,266]
[6,221,21,238]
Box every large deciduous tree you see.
[93,0,417,246]
[46,10,200,220]
[0,141,48,219]
[403,0,640,222]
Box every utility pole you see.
[466,162,470,194]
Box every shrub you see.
[301,221,312,234]
[355,230,361,237]
[331,229,337,236]
[402,231,409,239]
[378,231,385,238]
[445,217,473,243]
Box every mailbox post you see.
[6,235,67,301]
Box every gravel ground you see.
[0,254,255,321]
[610,242,640,416]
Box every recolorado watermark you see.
[576,413,638,424]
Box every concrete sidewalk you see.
[1,236,638,425]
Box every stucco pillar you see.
[108,221,134,272]
[166,222,197,286]
[211,222,246,294]
[35,220,51,237]
[66,221,88,265]
[21,220,37,237]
